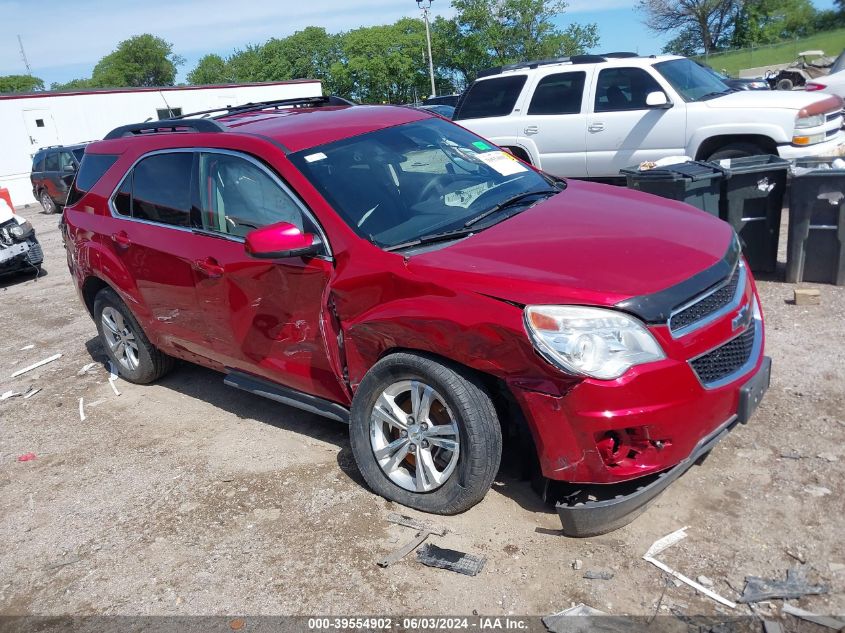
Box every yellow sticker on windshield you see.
[476,151,528,176]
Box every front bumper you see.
[777,136,845,159]
[0,237,43,273]
[554,355,771,537]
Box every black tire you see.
[776,77,794,91]
[706,142,766,162]
[93,287,174,384]
[39,191,56,215]
[349,352,502,515]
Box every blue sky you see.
[0,0,837,86]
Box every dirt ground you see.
[0,202,843,620]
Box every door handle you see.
[588,122,605,133]
[194,256,224,278]
[111,231,131,249]
[524,125,539,135]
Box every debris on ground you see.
[804,485,832,497]
[107,361,121,396]
[17,453,36,462]
[780,450,803,460]
[10,353,62,378]
[829,562,845,573]
[23,386,41,399]
[781,604,845,630]
[793,288,821,306]
[696,575,714,588]
[77,362,98,376]
[416,543,486,576]
[543,603,633,633]
[642,527,736,609]
[583,570,614,580]
[572,559,583,570]
[78,397,86,422]
[1,390,21,401]
[817,453,839,463]
[19,344,34,351]
[377,513,447,568]
[738,567,828,603]
[785,549,807,564]
[761,621,783,633]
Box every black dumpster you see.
[714,155,790,273]
[622,161,724,217]
[786,158,845,286]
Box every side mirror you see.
[245,222,322,259]
[646,91,672,108]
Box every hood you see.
[0,199,16,224]
[705,89,838,110]
[406,180,734,307]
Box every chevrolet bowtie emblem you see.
[732,304,752,331]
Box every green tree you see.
[50,78,94,91]
[187,54,231,84]
[443,0,599,83]
[90,34,184,87]
[732,0,818,47]
[639,0,740,54]
[0,74,44,93]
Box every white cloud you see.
[563,0,632,12]
[1,0,455,77]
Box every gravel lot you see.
[0,203,843,620]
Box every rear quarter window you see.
[66,154,119,206]
[31,152,46,172]
[453,75,527,120]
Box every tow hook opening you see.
[594,428,671,471]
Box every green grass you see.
[695,28,845,77]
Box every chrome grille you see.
[669,264,742,336]
[690,325,756,386]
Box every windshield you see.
[289,118,557,249]
[655,58,732,101]
[72,148,85,162]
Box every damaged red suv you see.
[63,96,770,536]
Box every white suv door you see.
[585,66,687,177]
[514,68,592,177]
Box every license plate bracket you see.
[738,356,771,424]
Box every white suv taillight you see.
[805,83,826,92]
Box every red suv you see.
[63,96,770,536]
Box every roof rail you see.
[475,54,610,79]
[173,95,355,121]
[103,118,226,140]
[602,52,640,58]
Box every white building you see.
[0,80,322,206]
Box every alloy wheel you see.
[369,379,460,492]
[101,306,140,371]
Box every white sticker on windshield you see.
[304,152,327,163]
[476,151,528,176]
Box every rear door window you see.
[44,152,60,171]
[453,75,527,120]
[119,153,194,227]
[595,68,665,112]
[528,71,586,115]
[67,154,119,206]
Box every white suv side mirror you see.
[646,91,671,108]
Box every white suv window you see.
[595,67,664,112]
[527,71,586,115]
[454,75,527,120]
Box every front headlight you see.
[9,220,33,239]
[524,305,665,380]
[795,113,825,129]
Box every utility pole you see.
[416,0,436,98]
[18,35,33,76]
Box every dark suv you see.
[30,144,87,213]
[63,97,770,536]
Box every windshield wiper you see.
[382,227,479,252]
[697,89,735,101]
[463,189,559,228]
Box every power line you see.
[18,35,33,76]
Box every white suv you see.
[453,53,845,178]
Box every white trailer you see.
[0,80,322,206]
